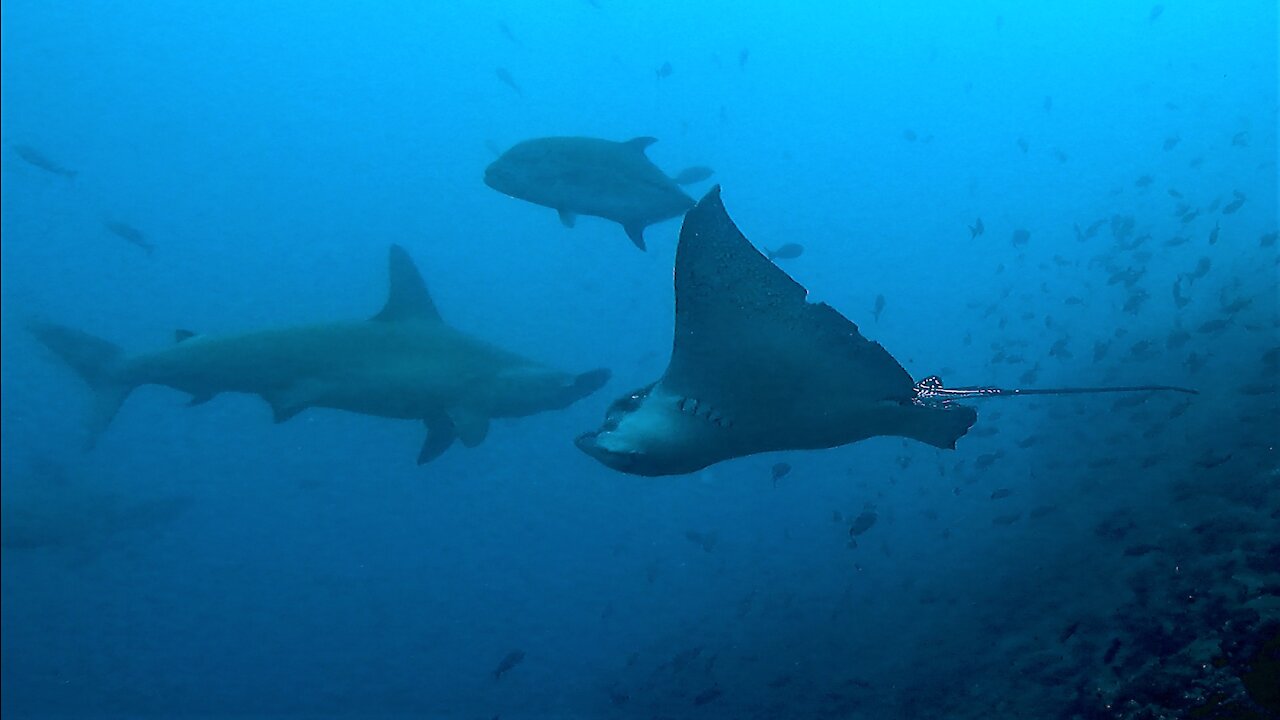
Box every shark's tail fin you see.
[28,322,133,448]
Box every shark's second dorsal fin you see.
[372,244,442,323]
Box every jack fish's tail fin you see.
[28,322,133,448]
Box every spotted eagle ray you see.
[575,187,1196,476]
[31,245,610,464]
[483,136,713,251]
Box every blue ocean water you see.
[2,1,1277,717]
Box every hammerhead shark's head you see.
[31,245,611,464]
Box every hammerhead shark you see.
[31,245,611,464]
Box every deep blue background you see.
[2,1,1276,717]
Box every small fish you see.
[492,650,525,680]
[1208,222,1220,245]
[1059,621,1081,643]
[1194,452,1232,469]
[495,67,523,96]
[1016,137,1029,153]
[693,685,722,706]
[974,451,1003,470]
[1231,130,1249,146]
[872,294,885,322]
[764,243,803,261]
[1167,327,1192,348]
[1042,95,1053,112]
[1123,543,1162,557]
[1222,191,1246,214]
[1171,277,1191,309]
[738,48,750,69]
[1196,318,1230,334]
[848,507,877,537]
[990,488,1012,500]
[1029,505,1058,519]
[497,20,521,46]
[969,217,985,238]
[1016,435,1038,448]
[656,61,673,79]
[1134,174,1153,188]
[770,462,791,485]
[1103,638,1122,664]
[13,144,77,179]
[1162,135,1180,151]
[1187,256,1211,281]
[1148,4,1164,22]
[104,221,155,255]
[1221,296,1253,315]
[1122,289,1149,315]
[684,530,717,552]
[992,513,1021,526]
[1260,231,1277,247]
[1239,382,1277,396]
[1011,229,1030,247]
[902,129,918,142]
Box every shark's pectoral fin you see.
[418,414,456,465]
[450,407,491,448]
[558,209,577,228]
[270,402,307,424]
[264,380,325,423]
[623,223,647,251]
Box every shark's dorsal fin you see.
[624,137,658,154]
[372,244,443,323]
[175,329,197,343]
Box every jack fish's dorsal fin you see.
[624,136,659,154]
[372,244,443,323]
